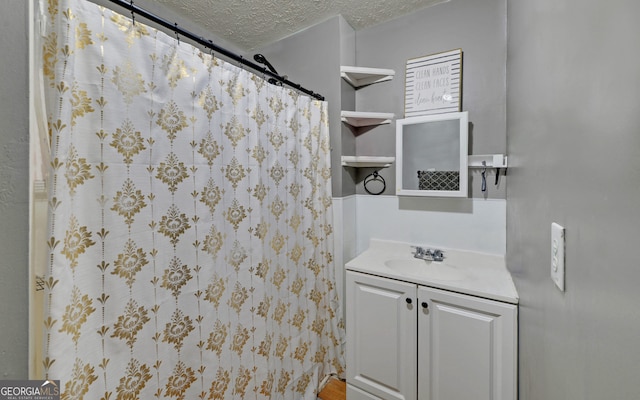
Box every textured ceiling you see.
[154,0,448,50]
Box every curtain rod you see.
[106,0,325,101]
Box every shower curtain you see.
[39,0,344,398]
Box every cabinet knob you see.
[406,298,412,304]
[421,302,429,309]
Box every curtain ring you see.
[364,171,386,195]
[130,0,135,25]
[174,23,180,44]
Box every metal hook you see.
[495,168,501,186]
[174,23,180,44]
[130,0,135,25]
[481,161,487,192]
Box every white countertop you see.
[345,239,519,304]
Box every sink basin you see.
[384,259,465,281]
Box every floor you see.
[318,377,346,400]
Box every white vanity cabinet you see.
[346,270,517,400]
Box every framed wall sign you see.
[405,48,462,117]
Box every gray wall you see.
[0,0,29,378]
[354,0,507,197]
[507,0,640,398]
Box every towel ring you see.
[364,171,386,195]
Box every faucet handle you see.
[412,246,445,262]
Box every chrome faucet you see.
[413,246,444,262]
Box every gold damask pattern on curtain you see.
[40,0,344,398]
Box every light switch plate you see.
[551,223,565,291]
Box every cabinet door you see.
[417,286,517,400]
[346,271,417,400]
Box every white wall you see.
[354,196,505,255]
[332,196,357,320]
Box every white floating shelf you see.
[341,111,395,128]
[468,154,508,168]
[341,66,396,88]
[341,156,395,168]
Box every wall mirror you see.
[396,111,468,197]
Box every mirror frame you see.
[396,111,468,197]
